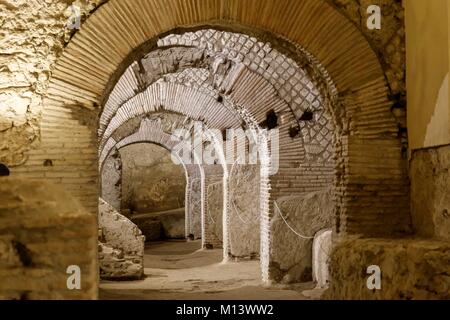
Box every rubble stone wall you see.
[98,198,144,280]
[410,145,450,240]
[101,148,122,211]
[326,238,450,300]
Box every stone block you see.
[270,188,333,283]
[325,238,450,300]
[98,198,145,280]
[312,229,332,288]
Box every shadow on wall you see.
[0,164,10,176]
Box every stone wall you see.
[228,165,260,259]
[270,188,334,283]
[132,208,186,241]
[0,178,97,299]
[0,0,415,290]
[0,0,104,167]
[331,0,406,96]
[204,166,224,249]
[98,198,144,280]
[410,145,450,240]
[205,182,223,248]
[101,148,122,211]
[326,238,450,300]
[0,0,407,168]
[120,143,186,214]
[186,166,202,239]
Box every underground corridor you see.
[97,140,322,299]
[1,0,450,301]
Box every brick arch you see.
[99,116,236,253]
[98,39,338,279]
[100,125,206,243]
[35,0,411,283]
[47,0,385,108]
[99,30,333,151]
[99,82,241,150]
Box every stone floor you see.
[99,240,323,300]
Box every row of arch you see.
[31,0,411,283]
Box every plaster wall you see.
[406,0,450,149]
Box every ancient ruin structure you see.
[0,0,449,300]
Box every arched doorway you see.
[13,0,410,298]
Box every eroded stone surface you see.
[186,171,202,239]
[325,237,450,300]
[228,165,260,259]
[410,145,450,240]
[120,143,186,214]
[270,188,334,283]
[206,180,224,247]
[101,148,122,211]
[332,0,406,95]
[0,0,105,166]
[0,177,97,299]
[98,198,144,280]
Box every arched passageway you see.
[9,0,449,301]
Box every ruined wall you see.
[0,178,98,299]
[98,198,144,279]
[0,0,416,291]
[326,0,450,294]
[1,0,410,235]
[271,189,334,283]
[131,208,186,241]
[331,0,406,96]
[205,182,223,248]
[228,165,260,259]
[0,0,406,168]
[120,143,186,214]
[410,146,450,240]
[186,165,202,239]
[0,0,104,167]
[101,148,122,210]
[204,166,224,249]
[3,1,105,215]
[326,238,450,300]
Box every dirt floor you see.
[99,240,324,300]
